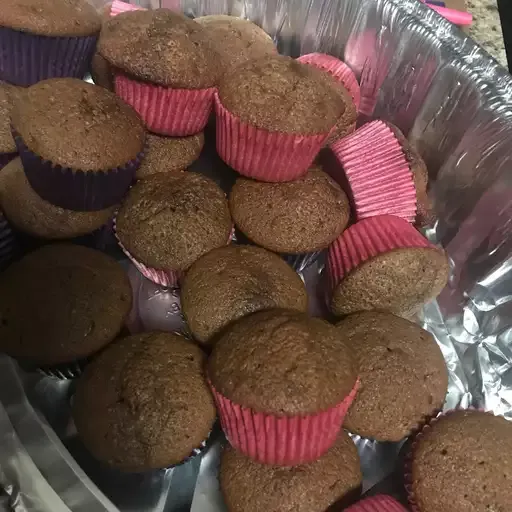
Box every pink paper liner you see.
[114,217,235,289]
[209,378,360,466]
[115,74,215,137]
[110,0,145,16]
[214,92,328,182]
[327,214,433,293]
[403,408,490,512]
[331,121,417,222]
[297,53,361,110]
[344,495,409,511]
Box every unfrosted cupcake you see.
[215,55,345,181]
[73,331,216,471]
[90,52,114,91]
[345,496,408,512]
[406,410,512,512]
[0,0,101,86]
[208,309,359,465]
[11,78,145,211]
[136,133,205,179]
[115,172,232,288]
[195,15,276,74]
[0,158,115,240]
[0,82,19,169]
[229,167,350,270]
[327,215,449,318]
[181,245,308,346]
[337,311,448,441]
[220,431,362,512]
[99,9,219,136]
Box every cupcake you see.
[73,331,216,471]
[0,244,132,373]
[208,309,359,465]
[297,53,359,145]
[229,167,350,270]
[194,15,276,74]
[0,158,115,241]
[406,409,512,512]
[337,311,448,442]
[345,495,408,512]
[99,9,219,136]
[90,52,114,91]
[415,191,436,229]
[0,82,19,169]
[220,431,362,512]
[181,245,309,346]
[11,78,145,211]
[327,215,449,318]
[136,133,205,179]
[331,121,417,223]
[215,55,346,181]
[115,172,232,288]
[0,0,101,86]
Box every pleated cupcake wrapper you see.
[214,93,328,182]
[0,27,97,87]
[0,212,15,269]
[331,121,417,222]
[297,53,361,110]
[110,0,145,16]
[14,131,142,212]
[327,214,433,293]
[0,152,17,170]
[209,378,360,466]
[115,74,214,137]
[282,250,322,273]
[114,217,235,289]
[345,495,409,512]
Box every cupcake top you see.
[0,0,101,37]
[194,15,276,73]
[0,158,115,239]
[0,244,132,365]
[337,311,448,442]
[182,245,308,345]
[0,82,19,154]
[220,431,362,512]
[218,55,345,134]
[136,133,205,179]
[209,309,357,415]
[410,410,512,512]
[11,78,145,171]
[73,332,216,471]
[99,9,219,88]
[116,172,232,272]
[229,167,350,253]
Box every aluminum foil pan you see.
[2,0,512,509]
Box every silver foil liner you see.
[1,0,512,509]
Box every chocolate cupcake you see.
[220,430,362,512]
[0,0,101,86]
[215,55,345,181]
[328,215,450,318]
[99,9,219,136]
[0,244,132,371]
[0,82,19,169]
[90,52,114,91]
[229,167,350,270]
[337,311,448,442]
[0,158,115,240]
[181,245,308,346]
[406,410,512,512]
[115,172,232,288]
[194,15,276,74]
[208,309,359,465]
[136,133,205,179]
[11,78,145,211]
[73,331,216,472]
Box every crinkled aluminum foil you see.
[2,0,512,509]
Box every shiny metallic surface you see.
[1,0,512,509]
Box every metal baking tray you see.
[2,0,512,510]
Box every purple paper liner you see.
[15,132,143,212]
[0,27,97,87]
[0,152,17,171]
[281,250,323,272]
